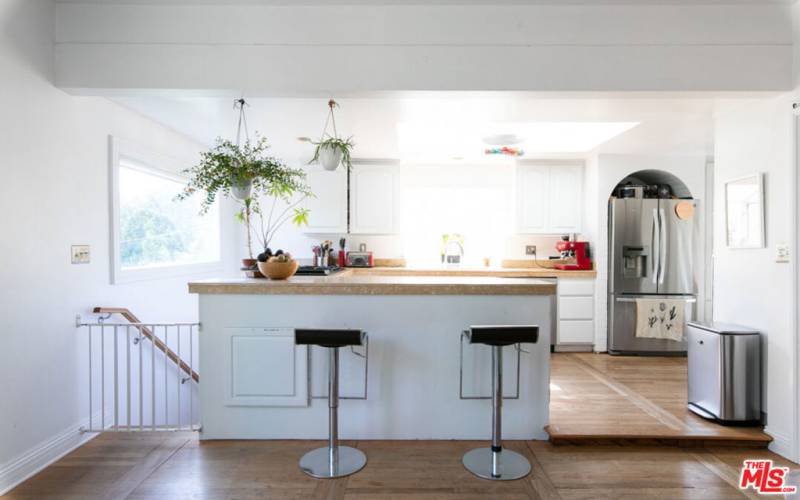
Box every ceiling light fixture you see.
[485,146,524,157]
[398,121,639,157]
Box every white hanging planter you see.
[230,179,253,200]
[319,144,343,171]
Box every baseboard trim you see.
[0,418,99,496]
[554,343,594,353]
[764,426,794,460]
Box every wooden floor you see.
[4,432,796,499]
[548,353,772,446]
[4,353,786,499]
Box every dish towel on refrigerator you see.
[635,298,685,342]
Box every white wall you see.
[0,0,237,493]
[713,95,798,461]
[585,154,708,352]
[52,3,793,93]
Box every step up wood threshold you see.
[546,353,772,448]
[545,431,771,448]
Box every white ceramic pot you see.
[231,179,252,201]
[319,144,343,171]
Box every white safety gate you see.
[76,315,200,432]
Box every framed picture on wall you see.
[725,173,765,249]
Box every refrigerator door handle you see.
[616,296,696,303]
[651,208,659,285]
[659,208,667,285]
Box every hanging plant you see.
[309,99,354,171]
[177,99,311,262]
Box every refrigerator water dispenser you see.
[622,246,649,279]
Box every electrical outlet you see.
[776,243,790,263]
[525,245,537,256]
[71,245,90,264]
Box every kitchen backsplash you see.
[504,235,573,259]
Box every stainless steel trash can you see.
[687,322,761,424]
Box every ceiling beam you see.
[54,3,794,93]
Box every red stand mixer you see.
[554,238,593,271]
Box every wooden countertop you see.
[188,274,557,296]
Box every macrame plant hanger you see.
[232,97,255,258]
[318,98,350,233]
[234,97,250,147]
[318,99,339,142]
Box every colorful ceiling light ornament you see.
[484,146,525,157]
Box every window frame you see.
[109,136,223,284]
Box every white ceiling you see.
[54,0,794,4]
[111,93,721,163]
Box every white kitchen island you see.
[189,274,555,441]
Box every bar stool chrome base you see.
[462,447,531,481]
[299,445,367,479]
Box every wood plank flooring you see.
[3,353,787,499]
[5,433,797,499]
[547,353,772,446]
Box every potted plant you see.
[308,99,354,171]
[177,134,311,269]
[310,136,354,171]
[252,175,312,266]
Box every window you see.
[400,185,511,267]
[111,137,222,283]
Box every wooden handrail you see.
[93,307,200,383]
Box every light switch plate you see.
[525,245,537,256]
[776,243,790,263]
[71,245,90,264]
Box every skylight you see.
[396,121,639,159]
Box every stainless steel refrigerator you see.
[608,198,696,355]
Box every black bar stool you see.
[462,325,539,481]
[295,328,367,479]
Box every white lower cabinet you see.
[558,296,594,320]
[223,328,308,407]
[222,327,370,407]
[556,278,595,350]
[558,320,595,344]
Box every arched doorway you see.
[606,169,698,355]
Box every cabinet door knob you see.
[698,340,704,345]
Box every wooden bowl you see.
[257,259,298,280]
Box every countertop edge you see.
[188,282,558,296]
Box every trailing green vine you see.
[177,135,312,259]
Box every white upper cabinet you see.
[302,162,396,235]
[302,167,347,233]
[516,162,584,234]
[547,164,584,233]
[516,164,550,233]
[350,163,396,234]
